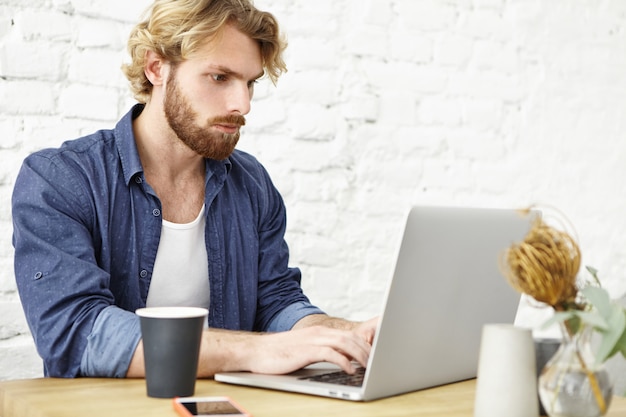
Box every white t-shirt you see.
[146,204,210,311]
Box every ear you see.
[144,50,169,87]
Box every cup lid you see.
[135,306,208,319]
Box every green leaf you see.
[595,304,626,363]
[617,311,626,358]
[610,326,626,359]
[585,266,602,287]
[581,286,612,319]
[575,311,609,330]
[542,311,578,330]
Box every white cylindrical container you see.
[474,324,539,417]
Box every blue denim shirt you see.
[12,104,323,378]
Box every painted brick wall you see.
[1,0,625,384]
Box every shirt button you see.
[134,177,142,184]
[34,272,43,280]
[140,270,148,278]
[152,208,161,217]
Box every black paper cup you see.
[136,307,208,398]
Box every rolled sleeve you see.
[80,306,142,378]
[266,301,325,332]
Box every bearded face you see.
[163,65,246,161]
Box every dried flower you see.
[501,215,581,311]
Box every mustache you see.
[209,114,246,127]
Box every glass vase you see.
[538,324,613,417]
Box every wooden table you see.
[1,377,626,417]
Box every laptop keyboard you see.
[298,367,366,387]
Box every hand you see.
[244,325,372,375]
[293,314,379,345]
[353,316,379,345]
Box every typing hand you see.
[353,316,379,345]
[246,325,372,375]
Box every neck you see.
[133,101,205,182]
[132,102,207,223]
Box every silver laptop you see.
[215,205,537,401]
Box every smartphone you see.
[173,396,252,417]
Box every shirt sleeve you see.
[12,152,119,377]
[247,159,326,331]
[266,301,325,332]
[80,306,141,377]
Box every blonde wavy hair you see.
[122,0,287,103]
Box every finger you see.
[315,346,358,374]
[307,327,371,368]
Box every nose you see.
[227,82,252,115]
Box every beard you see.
[163,69,246,160]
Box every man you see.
[12,0,376,378]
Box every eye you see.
[247,79,258,89]
[211,74,227,82]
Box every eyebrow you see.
[210,65,265,81]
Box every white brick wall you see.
[1,0,626,385]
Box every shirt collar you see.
[115,104,145,186]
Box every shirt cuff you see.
[266,301,325,332]
[80,306,142,377]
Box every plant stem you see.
[564,322,607,414]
